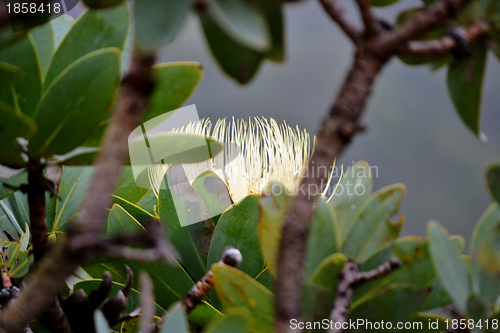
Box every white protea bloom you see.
[148,117,338,203]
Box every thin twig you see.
[318,0,362,42]
[376,0,473,55]
[397,21,488,56]
[355,0,379,37]
[328,258,401,333]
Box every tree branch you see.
[0,50,156,333]
[376,0,473,55]
[328,258,401,333]
[275,0,476,332]
[318,0,362,42]
[397,21,488,56]
[355,0,379,37]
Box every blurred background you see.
[70,0,500,242]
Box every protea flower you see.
[148,117,337,203]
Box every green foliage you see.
[446,40,487,136]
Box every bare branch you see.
[355,0,379,37]
[376,0,473,55]
[328,258,401,333]
[397,21,488,56]
[318,0,362,42]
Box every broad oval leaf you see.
[207,0,271,52]
[342,184,406,262]
[160,303,189,333]
[203,310,250,333]
[45,3,129,87]
[31,48,121,158]
[191,171,232,226]
[304,198,340,280]
[0,102,37,168]
[350,284,429,329]
[446,39,487,135]
[212,263,274,333]
[107,204,144,237]
[486,164,500,204]
[207,195,263,279]
[428,220,470,312]
[328,160,373,241]
[0,36,42,117]
[29,22,55,79]
[143,62,204,123]
[199,13,263,84]
[258,183,293,277]
[0,61,23,91]
[135,0,192,54]
[158,165,215,281]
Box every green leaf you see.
[51,15,75,48]
[447,39,487,135]
[304,198,340,280]
[354,237,436,304]
[74,279,166,316]
[0,102,37,168]
[113,166,150,204]
[191,171,232,226]
[308,253,348,291]
[303,253,347,324]
[428,220,470,312]
[0,36,42,117]
[188,302,223,327]
[158,166,215,281]
[0,61,23,90]
[350,284,429,330]
[0,172,27,201]
[112,196,155,222]
[328,160,373,240]
[207,195,263,278]
[212,263,274,333]
[31,48,121,158]
[54,147,100,166]
[134,0,191,54]
[159,303,189,333]
[94,310,112,333]
[107,204,144,237]
[29,22,55,79]
[143,62,204,123]
[258,0,284,62]
[487,164,500,204]
[421,278,453,311]
[203,309,250,333]
[207,0,271,52]
[51,166,94,232]
[469,203,500,308]
[199,13,263,84]
[466,293,487,330]
[342,184,406,262]
[258,183,293,277]
[120,316,162,333]
[45,4,129,87]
